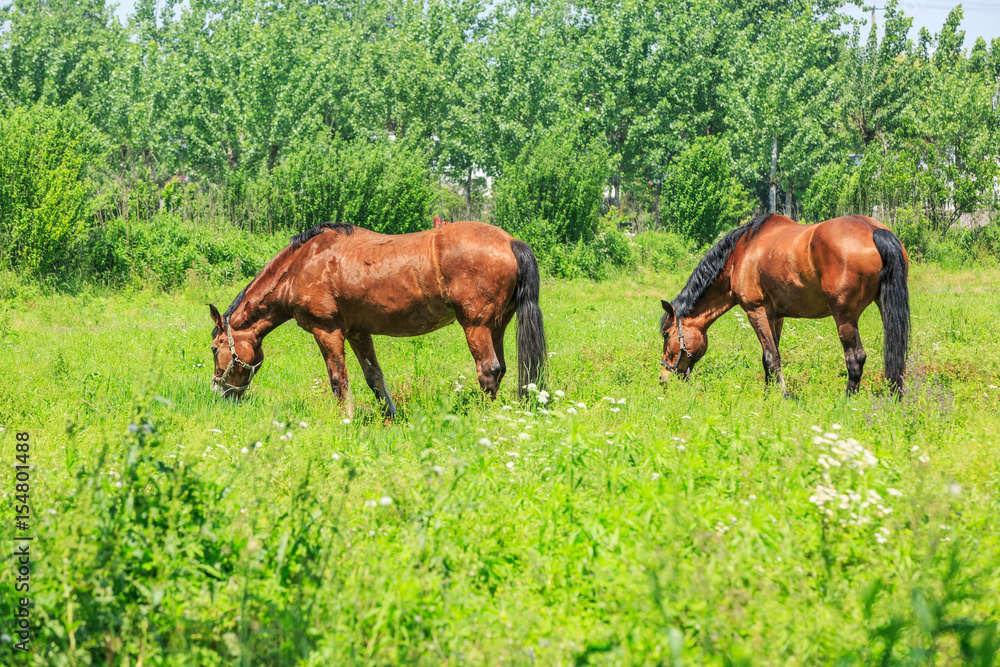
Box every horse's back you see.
[290,221,519,335]
[734,214,892,318]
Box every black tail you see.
[510,240,547,397]
[873,229,910,395]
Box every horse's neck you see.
[687,276,735,328]
[231,253,294,340]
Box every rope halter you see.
[660,310,693,377]
[212,316,262,397]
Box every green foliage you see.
[3,0,1000,288]
[0,105,106,277]
[802,162,850,222]
[661,136,753,246]
[493,128,610,249]
[86,214,287,288]
[841,0,920,149]
[631,230,694,272]
[252,134,434,235]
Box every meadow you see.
[1,261,999,665]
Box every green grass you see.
[1,263,1000,665]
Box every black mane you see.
[219,222,356,328]
[670,213,773,318]
[289,221,355,250]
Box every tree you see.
[661,135,753,246]
[840,0,920,149]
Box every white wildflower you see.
[808,484,838,507]
[379,496,393,507]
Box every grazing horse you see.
[659,213,910,396]
[209,221,547,417]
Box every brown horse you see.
[659,214,910,396]
[209,221,547,417]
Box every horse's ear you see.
[209,304,223,329]
[661,300,674,318]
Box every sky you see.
[106,1,1000,48]
[842,2,1000,45]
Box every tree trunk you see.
[143,148,155,182]
[785,189,792,218]
[615,171,622,214]
[769,136,778,214]
[268,144,279,172]
[466,168,473,218]
[654,178,661,230]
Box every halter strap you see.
[661,310,692,375]
[213,316,262,396]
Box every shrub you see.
[0,105,107,278]
[246,133,434,235]
[631,230,694,272]
[660,136,753,247]
[87,214,287,288]
[802,162,850,222]
[492,128,609,250]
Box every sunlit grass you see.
[1,263,999,665]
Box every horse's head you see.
[659,300,706,383]
[209,304,263,399]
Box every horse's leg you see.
[747,308,787,395]
[772,315,785,347]
[834,317,867,396]
[490,311,514,391]
[462,324,502,398]
[313,326,354,417]
[760,314,785,385]
[348,333,397,419]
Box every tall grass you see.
[1,265,999,664]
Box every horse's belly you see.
[346,297,457,337]
[769,285,831,319]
